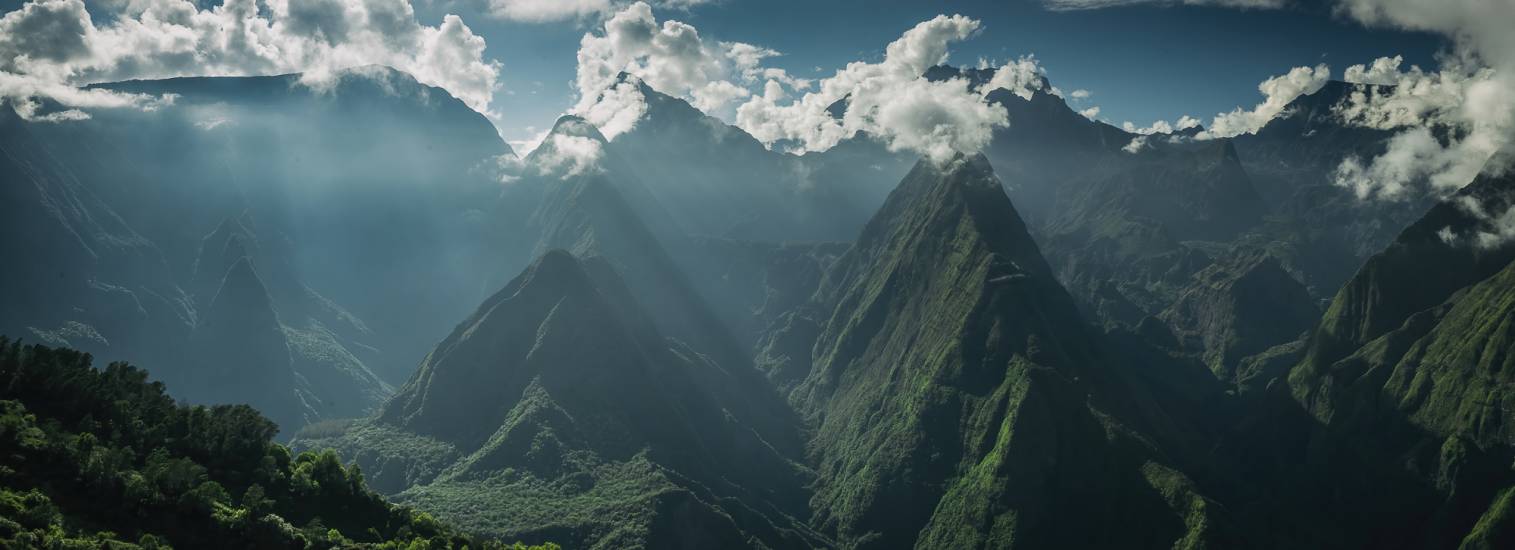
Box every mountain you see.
[2,67,511,431]
[0,336,553,549]
[499,115,754,369]
[0,104,193,372]
[1211,171,1515,548]
[300,251,821,549]
[1036,138,1267,327]
[190,214,392,421]
[912,67,1446,343]
[184,257,307,431]
[1290,172,1515,400]
[765,155,1234,548]
[596,75,914,243]
[1230,80,1439,295]
[919,66,1275,331]
[1159,252,1319,381]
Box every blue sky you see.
[409,0,1446,147]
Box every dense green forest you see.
[0,336,556,549]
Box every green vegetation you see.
[0,336,557,550]
[780,155,1232,548]
[309,250,823,549]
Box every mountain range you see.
[5,62,1514,549]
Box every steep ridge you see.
[306,251,822,549]
[186,257,308,432]
[1210,172,1515,548]
[779,155,1233,548]
[191,214,392,421]
[919,66,1272,331]
[511,116,753,370]
[1290,172,1515,407]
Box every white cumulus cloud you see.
[982,55,1047,100]
[1197,63,1331,139]
[734,14,1016,162]
[570,1,778,137]
[1326,0,1515,246]
[0,0,502,124]
[485,0,612,22]
[533,133,604,177]
[572,5,1016,162]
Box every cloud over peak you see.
[570,4,1020,162]
[571,1,789,137]
[734,14,1019,162]
[1323,0,1515,246]
[1197,63,1330,139]
[0,0,501,123]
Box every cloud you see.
[1342,54,1408,85]
[0,69,176,121]
[1069,88,1091,100]
[1118,115,1199,135]
[1122,135,1149,153]
[1041,0,1287,11]
[734,14,1016,162]
[485,0,613,22]
[1473,205,1515,249]
[571,5,1012,162]
[481,0,711,22]
[570,1,777,137]
[533,133,604,177]
[0,0,502,123]
[1332,126,1473,199]
[1325,1,1515,245]
[1196,63,1330,139]
[580,78,650,139]
[507,126,553,155]
[1079,105,1101,119]
[982,55,1047,100]
[1124,119,1174,135]
[848,76,1008,162]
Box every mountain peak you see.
[850,154,1051,281]
[783,146,1219,546]
[377,249,628,441]
[206,257,278,327]
[546,115,609,143]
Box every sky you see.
[0,0,1501,183]
[400,0,1447,149]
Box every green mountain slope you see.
[1257,172,1515,548]
[774,155,1234,549]
[1159,252,1319,381]
[0,336,554,549]
[302,251,821,549]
